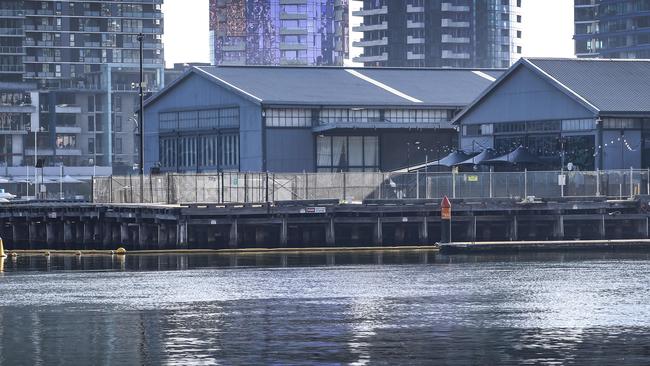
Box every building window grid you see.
[159,107,240,131]
[319,108,381,124]
[316,135,379,172]
[265,108,312,127]
[385,109,449,124]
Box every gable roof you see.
[453,57,650,123]
[527,58,650,113]
[145,65,504,109]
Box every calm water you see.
[2,250,650,365]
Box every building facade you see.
[455,58,650,171]
[0,0,165,177]
[352,0,524,68]
[143,66,502,173]
[574,0,650,58]
[209,0,350,66]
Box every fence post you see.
[630,167,634,198]
[109,176,113,203]
[452,169,456,199]
[489,167,493,198]
[425,172,429,199]
[524,169,528,198]
[265,172,269,203]
[342,172,347,201]
[304,172,308,200]
[416,171,420,199]
[647,168,650,195]
[596,169,600,197]
[220,172,224,203]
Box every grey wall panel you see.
[265,129,314,173]
[143,73,262,172]
[460,136,494,152]
[602,130,641,169]
[380,130,456,171]
[460,67,596,125]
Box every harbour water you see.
[2,250,650,365]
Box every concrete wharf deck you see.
[1,196,649,250]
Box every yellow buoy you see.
[0,238,5,258]
[115,247,127,255]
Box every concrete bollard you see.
[0,237,5,258]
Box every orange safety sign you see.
[441,196,452,220]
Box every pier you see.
[1,195,649,250]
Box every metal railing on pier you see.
[92,169,650,204]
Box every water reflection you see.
[1,251,650,365]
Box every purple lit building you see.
[209,0,349,66]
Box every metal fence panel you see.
[91,170,650,204]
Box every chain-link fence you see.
[92,169,650,204]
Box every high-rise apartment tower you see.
[352,0,524,68]
[209,0,350,66]
[574,0,650,58]
[0,0,165,178]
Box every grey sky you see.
[162,0,575,67]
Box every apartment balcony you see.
[441,19,470,27]
[441,3,470,11]
[441,50,470,59]
[352,37,388,48]
[55,105,83,114]
[279,43,308,50]
[25,149,55,156]
[0,105,36,114]
[407,52,425,60]
[407,20,425,29]
[280,28,308,35]
[352,6,388,17]
[441,34,470,43]
[220,58,247,66]
[0,65,24,73]
[280,58,308,66]
[406,5,425,13]
[0,28,24,36]
[55,148,83,156]
[55,126,83,134]
[222,43,246,52]
[279,12,308,20]
[0,9,25,17]
[0,47,25,55]
[407,36,425,44]
[353,53,388,63]
[353,22,388,32]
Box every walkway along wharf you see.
[2,196,650,250]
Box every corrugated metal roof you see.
[192,66,503,107]
[527,58,650,113]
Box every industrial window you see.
[198,109,219,129]
[178,111,198,130]
[463,124,493,136]
[159,112,178,130]
[385,109,449,124]
[316,135,379,172]
[602,118,641,129]
[265,108,312,127]
[319,109,381,124]
[220,133,239,167]
[160,107,239,131]
[562,119,595,131]
[220,107,239,128]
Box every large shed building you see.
[143,66,501,173]
[455,58,650,170]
